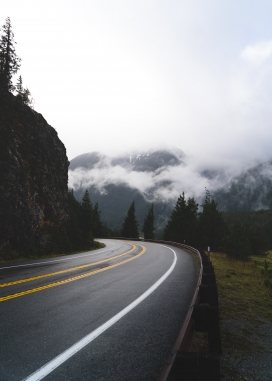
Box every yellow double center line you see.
[0,244,146,303]
[0,245,137,288]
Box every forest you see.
[163,191,271,260]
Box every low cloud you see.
[68,152,235,204]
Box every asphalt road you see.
[0,239,199,381]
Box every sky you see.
[2,0,272,172]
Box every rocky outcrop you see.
[0,92,69,257]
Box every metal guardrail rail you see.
[154,241,221,381]
[111,238,222,380]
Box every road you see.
[0,239,199,381]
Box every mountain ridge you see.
[69,148,272,233]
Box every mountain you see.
[69,152,106,170]
[214,161,272,212]
[69,149,185,234]
[0,92,69,258]
[111,150,183,172]
[69,148,272,234]
[69,149,184,172]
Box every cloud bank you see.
[68,150,237,204]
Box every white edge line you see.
[22,244,177,381]
[0,243,117,270]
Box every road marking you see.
[0,245,137,288]
[22,244,177,381]
[0,241,120,270]
[0,245,146,303]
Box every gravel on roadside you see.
[220,317,272,381]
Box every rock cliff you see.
[0,92,69,258]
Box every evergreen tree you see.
[121,201,139,238]
[15,75,33,106]
[198,189,226,250]
[164,193,187,242]
[67,190,83,251]
[185,196,199,244]
[142,204,155,239]
[80,189,94,248]
[226,221,251,260]
[249,233,270,256]
[0,17,21,92]
[93,202,103,237]
[15,73,23,93]
[164,193,198,245]
[67,190,110,249]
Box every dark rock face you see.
[0,92,69,256]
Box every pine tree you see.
[226,221,251,260]
[15,75,33,106]
[121,201,139,238]
[142,204,155,239]
[198,189,226,250]
[15,74,23,94]
[80,189,94,248]
[67,190,83,251]
[249,233,270,256]
[164,193,198,245]
[164,193,187,242]
[93,202,103,237]
[0,17,21,92]
[185,197,199,244]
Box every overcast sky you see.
[2,0,272,170]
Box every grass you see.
[210,251,272,380]
[0,241,105,263]
[211,251,272,321]
[190,251,272,380]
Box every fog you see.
[68,149,252,204]
[3,1,272,173]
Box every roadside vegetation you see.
[211,251,272,380]
[190,251,272,380]
[165,191,272,379]
[0,241,105,263]
[0,17,33,104]
[0,190,111,262]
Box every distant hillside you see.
[69,149,272,234]
[68,149,185,234]
[111,150,183,172]
[69,149,184,172]
[214,161,272,212]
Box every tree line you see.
[0,17,33,105]
[163,190,226,249]
[223,210,271,259]
[164,190,271,260]
[42,190,116,256]
[120,190,271,261]
[67,189,118,251]
[119,190,225,248]
[120,201,155,239]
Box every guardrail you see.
[155,242,221,381]
[111,237,222,380]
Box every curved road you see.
[0,239,198,381]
